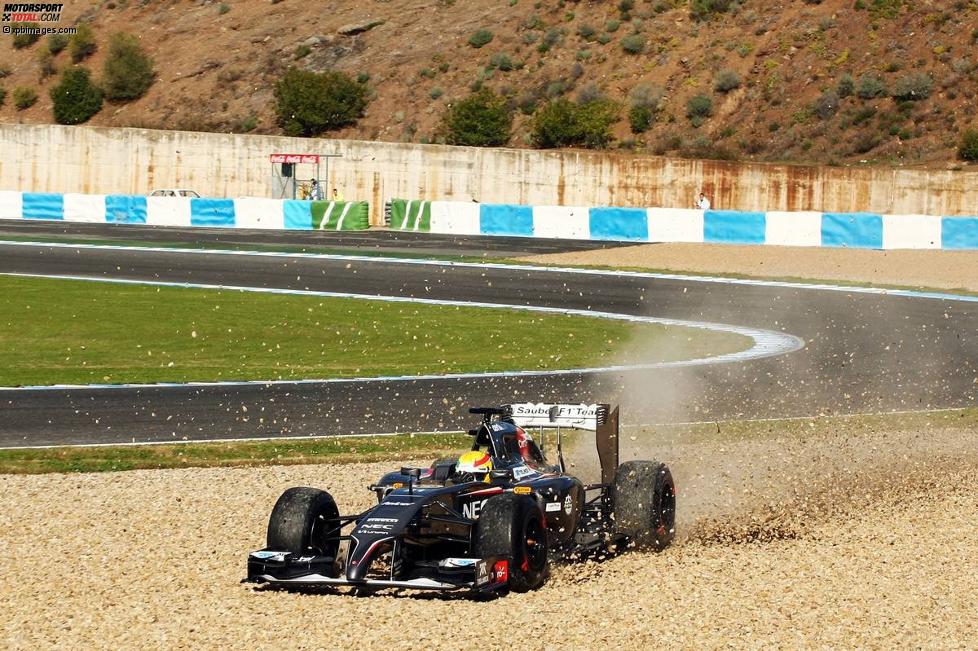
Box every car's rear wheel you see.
[474,493,549,592]
[267,487,341,565]
[611,460,676,551]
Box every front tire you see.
[611,461,676,551]
[266,487,341,564]
[474,493,549,592]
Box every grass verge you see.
[0,433,470,474]
[0,274,748,386]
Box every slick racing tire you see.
[611,460,676,551]
[267,487,341,564]
[475,493,549,592]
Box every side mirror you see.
[490,469,513,481]
[400,467,422,479]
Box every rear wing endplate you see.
[505,403,620,485]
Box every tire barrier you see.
[0,191,370,231]
[387,198,978,250]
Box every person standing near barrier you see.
[332,188,344,202]
[310,179,324,201]
[695,192,711,210]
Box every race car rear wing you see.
[505,403,620,485]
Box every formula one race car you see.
[245,403,676,595]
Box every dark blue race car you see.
[245,403,676,596]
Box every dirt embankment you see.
[3,423,977,649]
[520,244,978,294]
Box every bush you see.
[0,87,5,108]
[102,32,155,101]
[814,90,839,119]
[837,73,855,98]
[621,34,645,54]
[37,50,56,81]
[531,98,619,149]
[690,0,733,21]
[12,23,41,49]
[70,23,97,62]
[489,52,515,71]
[468,29,494,48]
[47,33,69,54]
[629,105,654,133]
[0,64,11,79]
[686,94,713,126]
[577,23,597,40]
[273,68,367,136]
[442,88,512,147]
[857,74,886,99]
[891,72,932,101]
[50,67,103,124]
[959,128,978,162]
[714,68,741,93]
[13,86,38,110]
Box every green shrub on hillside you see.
[814,90,839,119]
[12,23,41,49]
[959,128,978,162]
[70,24,97,62]
[13,86,38,110]
[856,74,886,99]
[629,105,654,133]
[714,68,741,93]
[274,68,367,137]
[686,94,713,126]
[690,0,733,21]
[577,23,597,41]
[489,52,516,71]
[621,34,645,54]
[47,33,69,54]
[891,73,932,101]
[837,73,855,98]
[37,50,56,80]
[50,67,103,124]
[102,33,155,101]
[468,29,494,48]
[531,98,619,149]
[0,87,6,108]
[442,88,512,147]
[627,83,663,134]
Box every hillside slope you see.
[1,0,976,168]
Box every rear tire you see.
[267,487,341,563]
[611,461,676,551]
[474,493,549,592]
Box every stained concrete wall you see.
[1,123,976,225]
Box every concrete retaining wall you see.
[2,124,978,227]
[388,199,978,250]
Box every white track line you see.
[2,238,977,303]
[0,271,805,391]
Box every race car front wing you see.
[245,549,509,593]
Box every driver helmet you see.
[456,450,493,483]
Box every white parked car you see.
[149,189,200,198]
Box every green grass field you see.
[0,274,748,386]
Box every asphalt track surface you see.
[0,239,976,447]
[0,220,625,257]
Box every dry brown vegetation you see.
[1,0,977,167]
